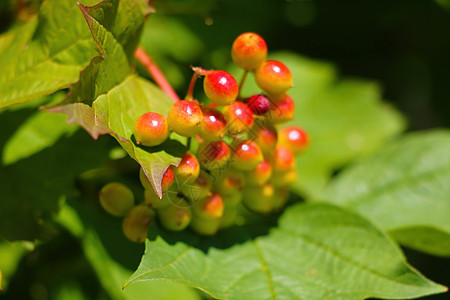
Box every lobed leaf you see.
[0,0,97,109]
[125,203,446,300]
[321,129,450,256]
[48,0,183,197]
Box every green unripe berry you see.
[167,100,203,137]
[214,171,245,206]
[271,168,297,187]
[190,215,220,236]
[158,199,192,231]
[99,182,134,217]
[254,60,293,96]
[232,32,268,71]
[219,206,238,229]
[134,112,170,147]
[272,187,289,211]
[144,189,170,209]
[243,183,275,214]
[203,70,239,106]
[122,205,155,243]
[179,172,212,204]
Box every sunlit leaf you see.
[321,130,450,256]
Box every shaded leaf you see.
[125,203,446,300]
[56,201,201,300]
[322,130,450,256]
[0,125,112,241]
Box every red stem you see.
[185,72,198,101]
[135,47,180,102]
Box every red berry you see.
[222,101,254,136]
[247,94,271,115]
[279,126,309,154]
[167,100,203,137]
[199,108,227,141]
[250,122,278,155]
[175,152,200,184]
[203,70,239,106]
[232,32,268,70]
[272,145,295,173]
[255,60,293,96]
[268,94,295,124]
[197,140,231,170]
[231,140,263,171]
[134,112,169,147]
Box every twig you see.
[135,47,180,102]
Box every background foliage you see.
[0,0,449,299]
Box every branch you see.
[134,47,180,102]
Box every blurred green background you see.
[0,0,449,299]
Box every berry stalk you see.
[134,47,180,102]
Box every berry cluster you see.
[101,33,309,242]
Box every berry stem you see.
[135,47,180,102]
[238,70,249,98]
[185,72,199,101]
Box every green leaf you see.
[0,0,97,109]
[321,129,450,257]
[125,203,446,300]
[56,201,201,300]
[0,120,112,241]
[51,75,185,198]
[235,52,406,198]
[2,93,77,165]
[48,0,184,197]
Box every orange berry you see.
[222,101,254,136]
[134,112,169,147]
[279,126,309,154]
[268,94,295,124]
[246,160,272,186]
[231,140,263,171]
[272,145,295,173]
[199,108,227,141]
[167,100,203,137]
[175,152,200,184]
[255,60,293,96]
[231,32,268,70]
